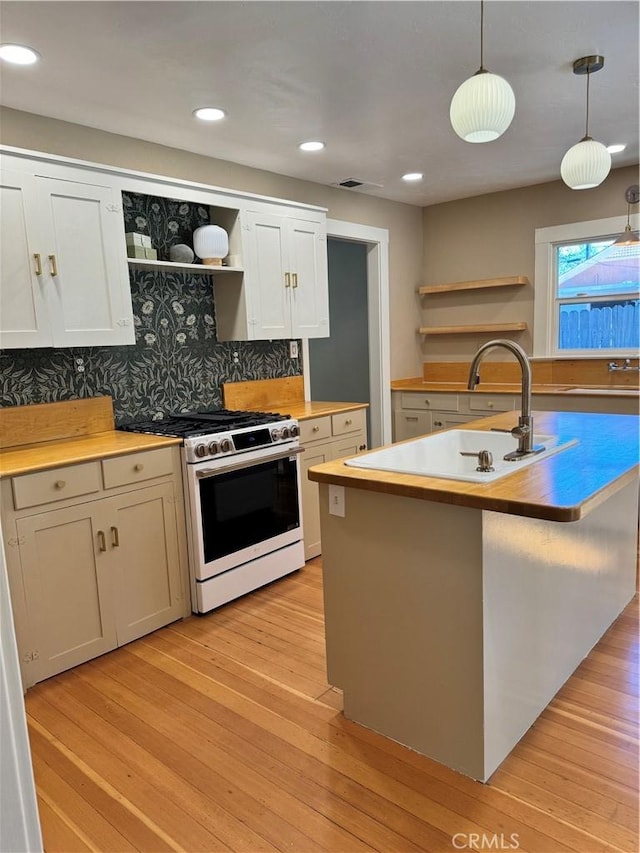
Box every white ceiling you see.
[0,1,638,206]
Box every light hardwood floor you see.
[25,558,638,853]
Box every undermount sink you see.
[345,429,578,483]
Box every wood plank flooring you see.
[25,558,638,853]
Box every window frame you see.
[533,213,639,358]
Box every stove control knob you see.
[194,443,207,458]
[271,428,282,441]
[290,424,299,437]
[281,426,291,439]
[220,438,233,453]
[208,441,219,456]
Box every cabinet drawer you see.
[300,416,332,444]
[400,393,459,412]
[102,448,174,489]
[331,408,366,436]
[12,462,101,510]
[467,395,516,413]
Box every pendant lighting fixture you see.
[449,0,515,143]
[613,184,640,246]
[560,56,611,190]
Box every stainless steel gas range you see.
[120,409,304,613]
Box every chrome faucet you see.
[467,339,534,457]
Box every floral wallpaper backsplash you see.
[0,192,301,425]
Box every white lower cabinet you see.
[393,391,516,441]
[0,157,134,348]
[300,409,367,560]
[2,447,188,688]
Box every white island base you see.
[319,480,637,782]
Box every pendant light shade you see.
[561,56,611,190]
[450,70,515,143]
[613,184,640,246]
[450,1,515,144]
[560,138,611,190]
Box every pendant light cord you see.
[479,0,485,71]
[585,69,591,138]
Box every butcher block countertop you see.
[308,410,640,522]
[0,431,181,478]
[0,396,181,478]
[392,378,640,397]
[222,376,368,420]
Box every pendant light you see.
[449,0,515,143]
[560,56,611,190]
[613,184,640,246]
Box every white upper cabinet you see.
[241,208,329,340]
[0,154,134,349]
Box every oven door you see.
[186,445,303,581]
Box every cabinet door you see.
[16,502,117,683]
[288,218,329,338]
[244,211,290,338]
[108,482,184,645]
[431,412,478,432]
[301,441,332,561]
[0,169,53,348]
[394,410,432,441]
[38,176,134,347]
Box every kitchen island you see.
[308,410,639,782]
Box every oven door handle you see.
[194,445,305,479]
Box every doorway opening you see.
[303,219,390,448]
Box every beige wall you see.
[0,107,424,379]
[421,165,639,362]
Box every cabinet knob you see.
[434,420,443,428]
[312,425,320,432]
[134,463,144,472]
[424,399,430,405]
[54,480,66,489]
[359,444,367,451]
[345,418,353,426]
[487,401,494,409]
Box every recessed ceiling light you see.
[0,44,40,65]
[607,143,626,154]
[299,141,325,152]
[402,173,423,182]
[193,107,225,122]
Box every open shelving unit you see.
[127,259,243,274]
[419,322,528,336]
[418,275,529,295]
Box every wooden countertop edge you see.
[391,379,639,397]
[307,462,639,523]
[0,431,182,478]
[308,411,640,522]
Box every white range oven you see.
[120,409,304,613]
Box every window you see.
[534,215,640,358]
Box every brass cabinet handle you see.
[111,526,120,547]
[134,463,144,472]
[34,253,42,276]
[292,273,298,288]
[406,416,419,422]
[284,272,291,288]
[48,254,58,276]
[97,530,107,552]
[54,479,66,489]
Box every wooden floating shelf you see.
[419,322,529,336]
[127,259,243,275]
[419,276,529,295]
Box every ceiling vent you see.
[336,178,384,190]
